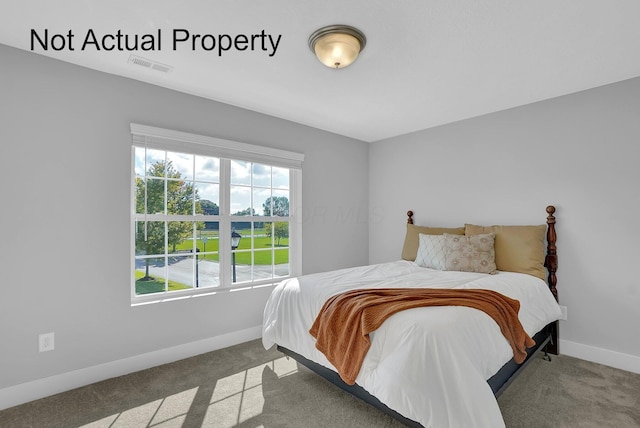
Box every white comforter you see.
[262,260,562,428]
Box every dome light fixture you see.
[308,25,367,69]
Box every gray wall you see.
[3,38,639,404]
[370,76,640,366]
[0,43,369,390]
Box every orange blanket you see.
[309,288,535,385]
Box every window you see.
[131,124,303,304]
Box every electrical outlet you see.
[39,332,55,352]
[559,306,568,321]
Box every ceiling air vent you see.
[128,55,173,73]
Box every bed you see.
[262,206,561,427]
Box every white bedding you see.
[262,260,562,428]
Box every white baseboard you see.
[0,325,262,411]
[4,333,638,412]
[560,339,640,375]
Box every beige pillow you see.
[443,233,497,274]
[465,223,546,281]
[401,224,465,261]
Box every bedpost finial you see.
[546,205,556,226]
[407,210,414,224]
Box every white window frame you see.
[130,123,303,305]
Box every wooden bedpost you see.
[544,205,559,355]
[407,210,414,224]
[544,206,558,301]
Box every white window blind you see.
[130,123,304,170]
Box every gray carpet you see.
[498,351,640,428]
[1,339,639,427]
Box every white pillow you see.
[415,233,448,270]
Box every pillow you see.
[443,233,497,274]
[465,224,546,281]
[415,234,448,270]
[401,224,465,261]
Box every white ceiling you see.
[2,1,640,142]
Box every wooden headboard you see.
[406,205,558,300]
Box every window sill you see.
[130,280,282,307]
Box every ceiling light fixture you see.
[308,25,366,69]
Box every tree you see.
[199,200,219,229]
[135,160,200,280]
[262,196,289,245]
[265,222,289,246]
[262,196,289,216]
[233,207,256,216]
[199,199,219,215]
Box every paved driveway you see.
[144,258,289,288]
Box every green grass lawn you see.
[135,270,191,294]
[174,228,289,265]
[135,228,288,295]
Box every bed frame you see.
[277,205,559,427]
